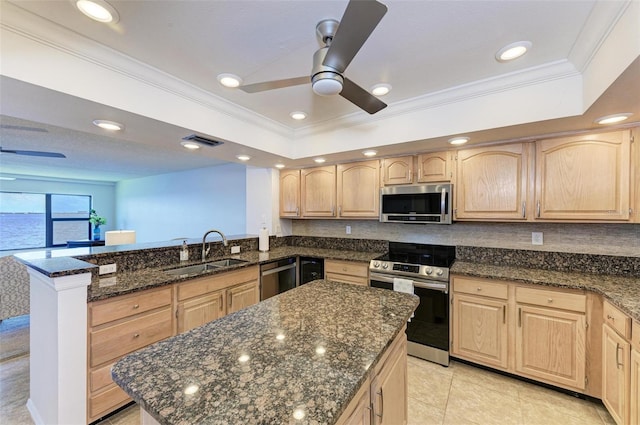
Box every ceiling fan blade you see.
[323,0,388,73]
[340,77,387,114]
[0,148,66,158]
[239,76,310,93]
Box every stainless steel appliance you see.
[369,242,455,366]
[299,257,324,285]
[260,258,297,300]
[380,183,452,224]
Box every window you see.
[0,192,91,250]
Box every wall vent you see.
[181,134,224,147]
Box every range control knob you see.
[425,267,433,275]
[436,269,444,277]
[382,262,389,270]
[373,261,380,268]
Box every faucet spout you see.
[201,229,228,262]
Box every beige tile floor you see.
[0,317,617,425]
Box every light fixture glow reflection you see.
[184,384,199,395]
[293,408,306,420]
[595,113,632,125]
[238,354,250,363]
[315,346,326,355]
[276,333,285,341]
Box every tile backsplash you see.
[292,220,640,257]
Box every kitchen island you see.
[111,280,419,425]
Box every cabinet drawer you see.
[325,260,368,278]
[453,276,508,299]
[326,272,368,286]
[90,287,172,327]
[604,300,631,339]
[515,286,585,313]
[89,384,130,420]
[90,362,116,393]
[90,307,173,367]
[178,266,259,301]
[632,320,640,351]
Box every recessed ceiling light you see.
[290,111,307,120]
[180,141,201,150]
[371,83,391,96]
[92,119,123,131]
[362,150,377,157]
[217,73,242,88]
[314,158,326,164]
[75,0,119,23]
[275,164,285,169]
[236,154,251,161]
[495,41,532,62]
[448,136,470,145]
[595,113,633,125]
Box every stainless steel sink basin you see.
[208,258,247,267]
[164,259,247,276]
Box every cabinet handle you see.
[133,304,139,309]
[607,314,615,321]
[228,294,232,309]
[503,305,506,324]
[331,206,335,216]
[219,294,223,310]
[522,202,526,218]
[296,207,299,216]
[616,343,623,369]
[536,200,541,218]
[133,333,140,338]
[408,170,412,181]
[476,287,482,292]
[338,206,342,216]
[518,308,522,327]
[376,388,384,420]
[547,298,553,303]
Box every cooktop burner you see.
[374,242,455,268]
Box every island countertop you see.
[111,280,418,425]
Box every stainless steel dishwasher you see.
[260,257,297,301]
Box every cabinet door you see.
[451,294,508,369]
[279,169,301,217]
[301,165,336,217]
[372,336,407,425]
[227,280,259,315]
[515,305,586,390]
[337,160,380,218]
[382,156,413,185]
[417,152,450,182]
[338,381,372,425]
[456,143,529,220]
[632,127,639,223]
[178,291,225,333]
[631,348,640,425]
[602,324,631,425]
[535,130,631,220]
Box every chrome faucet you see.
[201,229,228,262]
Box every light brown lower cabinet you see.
[337,330,408,425]
[325,259,369,286]
[631,347,640,425]
[451,275,595,396]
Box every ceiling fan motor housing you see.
[311,46,344,96]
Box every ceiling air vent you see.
[181,134,224,148]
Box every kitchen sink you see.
[164,259,248,276]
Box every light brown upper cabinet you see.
[417,152,452,183]
[535,130,631,221]
[455,143,531,220]
[301,165,336,217]
[631,127,639,223]
[337,160,380,218]
[279,169,300,218]
[382,156,413,185]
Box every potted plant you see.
[89,209,107,241]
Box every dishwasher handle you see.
[261,262,296,277]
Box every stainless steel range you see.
[369,242,455,366]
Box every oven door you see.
[370,272,450,357]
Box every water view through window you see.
[0,192,91,250]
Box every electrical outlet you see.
[231,246,241,254]
[531,232,543,245]
[99,263,117,275]
[346,225,351,235]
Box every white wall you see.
[0,177,116,230]
[115,164,246,243]
[245,167,291,237]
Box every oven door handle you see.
[369,273,448,293]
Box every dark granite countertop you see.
[89,246,383,302]
[112,280,419,425]
[451,261,640,322]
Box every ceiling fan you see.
[239,0,388,115]
[0,147,66,158]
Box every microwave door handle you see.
[440,188,446,222]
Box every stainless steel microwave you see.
[380,183,452,224]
